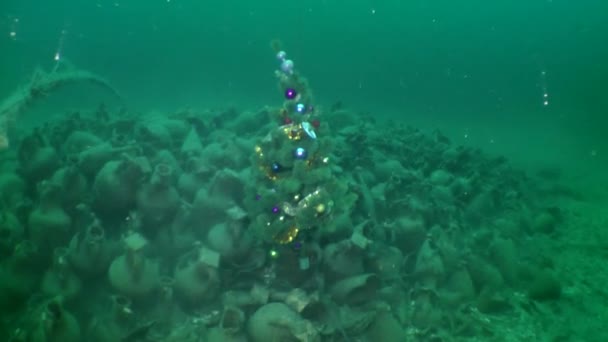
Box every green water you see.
[3,0,606,185]
[2,0,608,340]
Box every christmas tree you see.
[244,41,357,263]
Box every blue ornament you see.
[295,103,306,114]
[271,162,282,172]
[294,147,308,160]
[285,88,297,100]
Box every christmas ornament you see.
[315,203,326,214]
[281,60,294,74]
[301,121,317,139]
[281,123,305,141]
[296,103,306,114]
[274,226,299,244]
[277,50,287,61]
[285,88,297,100]
[294,147,308,160]
[281,202,298,216]
[269,249,279,259]
[254,145,263,156]
[271,162,282,173]
[297,188,333,218]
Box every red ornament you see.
[284,117,293,124]
[311,119,320,128]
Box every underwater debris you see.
[0,62,121,150]
[122,320,158,342]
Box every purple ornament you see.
[272,206,280,214]
[285,88,297,100]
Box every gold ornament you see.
[315,203,325,214]
[297,188,323,211]
[280,123,305,140]
[259,165,277,181]
[274,226,299,244]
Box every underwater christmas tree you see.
[245,42,356,257]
